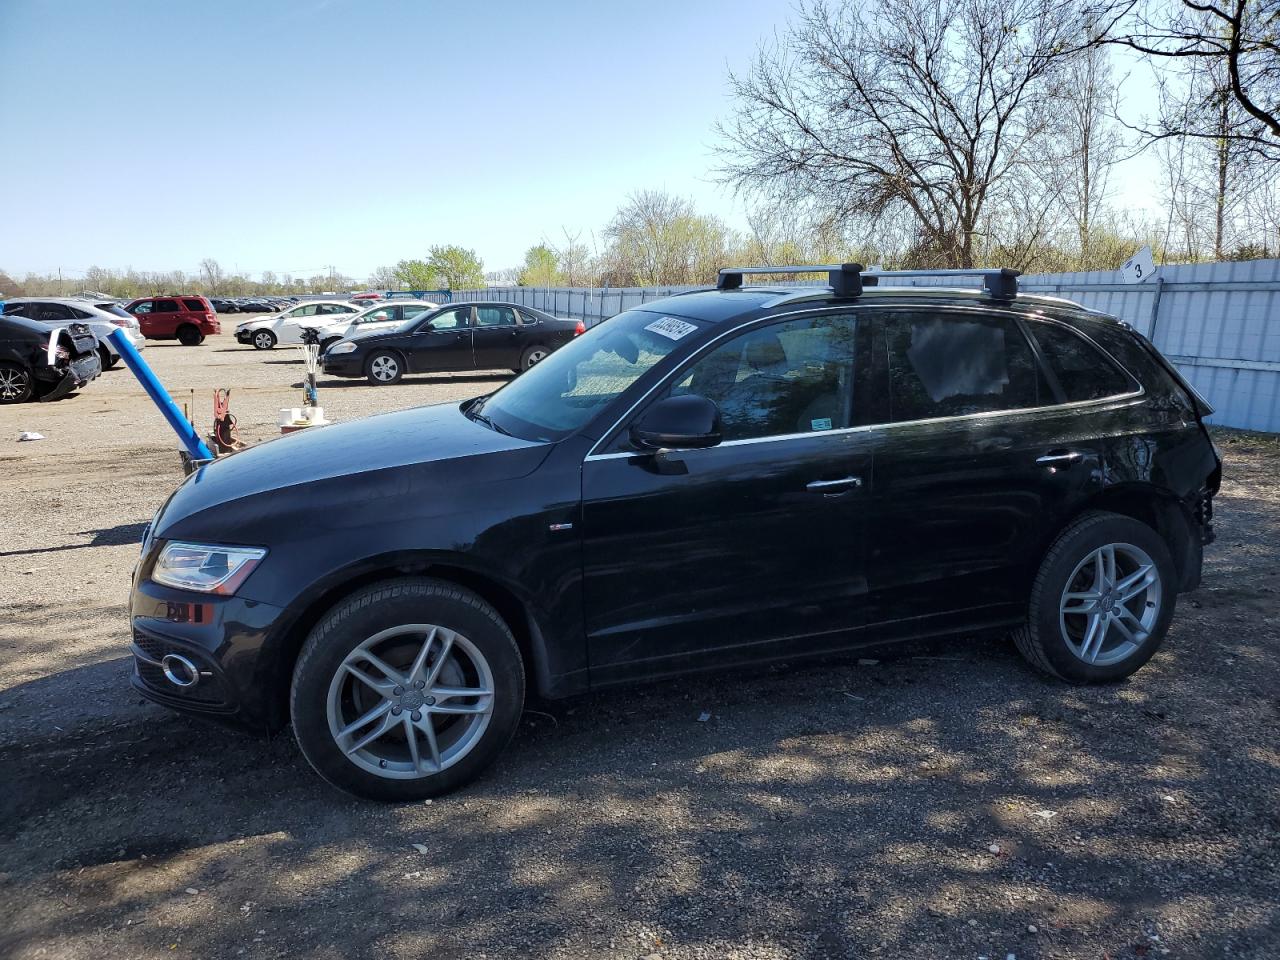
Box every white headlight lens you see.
[152,541,267,594]
[329,341,357,354]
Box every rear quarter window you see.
[182,298,207,312]
[1026,320,1136,402]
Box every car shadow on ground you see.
[0,521,149,558]
[1,628,1276,960]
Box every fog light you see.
[161,653,200,688]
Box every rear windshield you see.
[182,298,207,312]
[95,303,132,318]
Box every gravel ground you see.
[0,332,1277,960]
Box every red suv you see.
[125,296,221,345]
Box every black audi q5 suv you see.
[129,264,1221,800]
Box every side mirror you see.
[630,394,722,451]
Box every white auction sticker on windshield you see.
[645,316,698,341]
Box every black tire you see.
[0,361,33,404]
[1012,510,1178,683]
[366,350,403,385]
[97,345,117,370]
[252,329,277,350]
[176,324,203,346]
[290,577,525,801]
[520,344,550,370]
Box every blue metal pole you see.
[107,328,215,461]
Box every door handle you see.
[806,476,863,494]
[1036,450,1085,466]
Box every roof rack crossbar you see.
[716,264,1020,299]
[717,263,866,297]
[861,267,1021,299]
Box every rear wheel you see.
[252,329,277,350]
[176,324,204,346]
[0,362,33,404]
[1012,511,1177,683]
[367,351,403,385]
[290,578,525,801]
[97,345,118,370]
[520,345,549,370]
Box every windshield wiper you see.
[469,408,511,436]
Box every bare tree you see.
[717,0,1094,268]
[1097,0,1279,154]
[199,258,225,295]
[602,191,738,285]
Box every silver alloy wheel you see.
[1059,542,1162,666]
[525,348,548,368]
[0,366,29,399]
[326,624,494,780]
[253,330,275,349]
[370,355,399,382]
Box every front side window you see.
[426,307,470,330]
[882,312,1048,422]
[131,300,154,315]
[476,306,516,327]
[290,304,319,318]
[478,309,700,442]
[1026,319,1136,402]
[669,313,863,442]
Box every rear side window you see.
[154,299,180,313]
[1026,320,1136,402]
[882,312,1048,422]
[182,298,206,312]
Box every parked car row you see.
[210,296,300,314]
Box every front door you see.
[405,305,472,373]
[581,310,877,684]
[470,305,522,371]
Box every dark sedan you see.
[322,302,584,384]
[0,314,101,403]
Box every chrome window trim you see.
[582,302,1144,462]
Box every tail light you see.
[111,318,129,327]
[574,320,586,336]
[38,340,71,362]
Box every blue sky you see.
[0,0,1157,282]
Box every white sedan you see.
[307,300,437,351]
[234,300,361,349]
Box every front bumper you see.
[235,329,255,344]
[129,577,290,734]
[322,353,364,377]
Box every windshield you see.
[477,310,702,442]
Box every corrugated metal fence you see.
[454,257,1280,432]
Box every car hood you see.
[155,401,550,541]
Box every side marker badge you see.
[549,522,574,532]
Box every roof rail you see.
[717,263,866,298]
[715,264,1020,299]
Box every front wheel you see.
[290,578,525,801]
[1013,511,1177,683]
[366,351,403,385]
[252,329,277,350]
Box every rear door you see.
[470,305,522,370]
[404,305,472,372]
[581,309,878,683]
[151,298,181,336]
[863,307,1097,633]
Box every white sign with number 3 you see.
[1120,245,1157,284]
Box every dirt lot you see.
[1,331,1277,960]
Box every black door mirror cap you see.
[630,394,723,452]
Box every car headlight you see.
[329,340,358,354]
[151,541,267,594]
